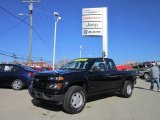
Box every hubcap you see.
[127,85,132,95]
[71,92,83,108]
[12,81,21,89]
[144,74,150,79]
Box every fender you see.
[63,76,89,92]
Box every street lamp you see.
[53,12,61,70]
[18,13,29,16]
[80,46,83,58]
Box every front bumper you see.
[28,85,64,102]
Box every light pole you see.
[53,12,61,70]
[80,46,83,58]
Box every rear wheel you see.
[11,79,24,90]
[63,86,86,114]
[121,81,133,98]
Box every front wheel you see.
[63,86,86,114]
[121,81,133,98]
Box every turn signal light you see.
[59,76,64,81]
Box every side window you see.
[92,61,107,72]
[106,60,116,71]
[0,65,5,72]
[4,65,13,72]
[11,66,21,72]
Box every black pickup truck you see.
[28,58,136,114]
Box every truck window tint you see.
[92,62,107,71]
[106,60,116,71]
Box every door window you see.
[4,65,13,72]
[92,61,107,72]
[106,60,116,71]
[0,65,20,72]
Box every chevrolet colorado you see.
[28,58,136,114]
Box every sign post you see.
[82,7,108,58]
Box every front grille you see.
[32,76,48,89]
[33,80,46,89]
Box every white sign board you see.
[82,8,106,36]
[82,22,102,29]
[82,7,108,58]
[82,8,103,15]
[82,29,103,36]
[82,15,102,22]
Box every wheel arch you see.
[64,80,88,93]
[122,74,136,88]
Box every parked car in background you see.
[138,65,160,80]
[30,67,45,72]
[41,67,52,71]
[0,64,36,90]
[138,67,151,79]
[116,65,133,71]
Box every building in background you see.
[24,61,51,68]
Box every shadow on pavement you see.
[135,86,158,92]
[31,99,64,112]
[31,92,119,112]
[87,93,117,103]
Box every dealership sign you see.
[82,8,107,36]
[82,7,108,58]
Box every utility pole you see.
[22,0,40,66]
[40,57,43,62]
[13,53,17,62]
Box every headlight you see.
[48,76,64,81]
[46,83,62,90]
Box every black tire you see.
[63,86,86,114]
[121,81,133,98]
[11,79,24,90]
[143,73,150,79]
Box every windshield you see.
[61,58,88,70]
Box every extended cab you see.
[28,58,136,114]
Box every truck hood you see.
[35,69,83,77]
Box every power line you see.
[32,27,52,52]
[0,49,47,61]
[33,14,52,49]
[0,5,52,54]
[0,52,27,60]
[40,3,54,44]
[0,17,28,35]
[34,8,80,25]
[0,6,29,26]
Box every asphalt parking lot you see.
[0,78,160,120]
